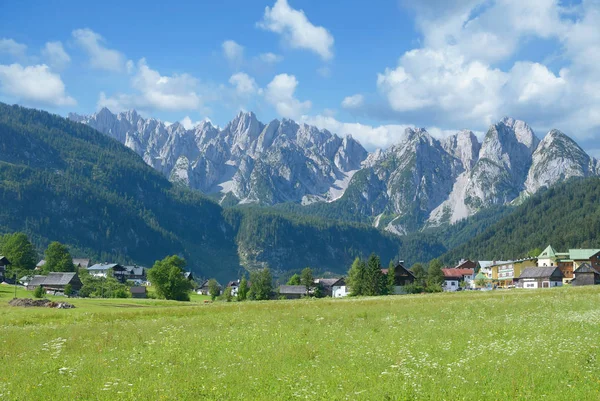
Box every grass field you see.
[1,285,600,400]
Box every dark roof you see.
[124,265,146,276]
[279,285,307,294]
[519,267,563,279]
[0,256,10,265]
[315,278,344,288]
[130,286,147,294]
[574,263,600,274]
[31,272,79,286]
[227,280,240,287]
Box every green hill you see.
[441,177,600,262]
[0,103,444,280]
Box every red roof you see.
[442,268,474,278]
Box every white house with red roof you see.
[442,268,475,291]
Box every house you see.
[314,278,348,297]
[35,259,46,270]
[130,286,147,298]
[478,261,510,279]
[19,274,45,287]
[516,267,563,289]
[454,259,477,271]
[226,280,240,297]
[0,255,10,281]
[278,285,308,299]
[184,271,195,281]
[473,271,492,289]
[197,280,222,295]
[87,263,128,282]
[441,268,475,291]
[537,245,600,283]
[123,265,147,284]
[26,272,83,294]
[382,262,416,294]
[491,258,537,288]
[571,263,600,286]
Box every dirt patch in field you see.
[9,298,76,309]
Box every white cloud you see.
[72,28,125,72]
[302,114,410,149]
[341,94,364,109]
[222,40,244,67]
[258,0,334,60]
[0,63,75,106]
[42,41,70,70]
[265,73,311,119]
[229,72,261,97]
[0,38,27,60]
[367,0,600,144]
[258,52,283,64]
[377,48,507,126]
[98,58,201,111]
[180,116,202,130]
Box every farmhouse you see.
[0,255,10,281]
[197,280,222,295]
[26,272,83,294]
[516,267,563,289]
[315,278,348,297]
[441,268,474,291]
[491,258,537,288]
[87,263,128,282]
[571,263,600,286]
[278,285,308,299]
[382,262,416,294]
[124,265,147,284]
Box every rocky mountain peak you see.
[443,130,481,170]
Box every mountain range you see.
[70,109,600,235]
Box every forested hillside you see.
[441,178,600,262]
[0,103,443,280]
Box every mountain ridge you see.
[69,108,599,235]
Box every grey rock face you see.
[70,109,368,205]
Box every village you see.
[1,244,599,300]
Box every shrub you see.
[33,286,45,298]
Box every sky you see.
[1,0,599,155]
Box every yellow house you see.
[491,258,538,287]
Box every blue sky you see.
[1,0,599,154]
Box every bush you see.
[33,286,45,298]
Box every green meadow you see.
[1,285,600,400]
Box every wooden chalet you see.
[571,263,600,286]
[381,262,416,294]
[27,272,83,294]
[516,267,563,289]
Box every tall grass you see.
[1,285,599,400]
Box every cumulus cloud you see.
[341,94,364,109]
[258,0,334,60]
[42,41,70,70]
[0,63,75,106]
[180,116,203,130]
[0,38,27,60]
[222,40,244,67]
[72,28,125,72]
[367,0,600,144]
[98,58,201,111]
[265,73,311,118]
[229,72,261,97]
